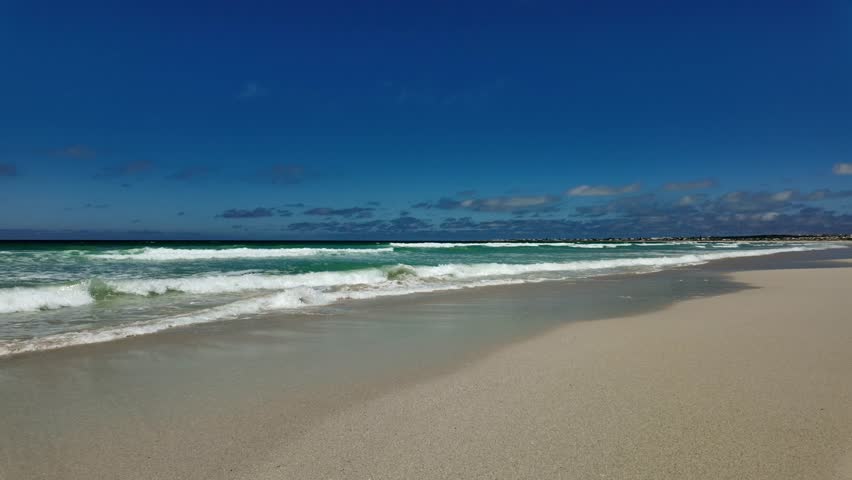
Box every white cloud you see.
[771,190,794,202]
[567,182,640,196]
[457,195,561,212]
[833,163,852,175]
[461,196,553,209]
[677,195,701,206]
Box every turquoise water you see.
[0,240,836,356]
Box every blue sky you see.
[1,0,851,239]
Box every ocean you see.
[0,240,839,356]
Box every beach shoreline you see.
[1,248,851,479]
[1,241,844,359]
[2,244,849,362]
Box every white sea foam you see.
[0,245,829,314]
[0,279,523,357]
[408,246,818,279]
[0,243,839,356]
[0,288,336,356]
[564,243,633,248]
[93,246,813,297]
[92,246,394,261]
[0,283,94,313]
[391,242,537,248]
[634,241,699,246]
[108,269,390,296]
[390,242,630,248]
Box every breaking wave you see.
[3,240,846,359]
[389,242,630,248]
[0,279,516,357]
[91,246,394,261]
[0,283,94,314]
[0,245,824,316]
[0,243,832,358]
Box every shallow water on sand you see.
[0,240,839,356]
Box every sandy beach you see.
[237,265,852,479]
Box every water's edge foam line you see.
[92,246,394,261]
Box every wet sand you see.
[2,249,851,479]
